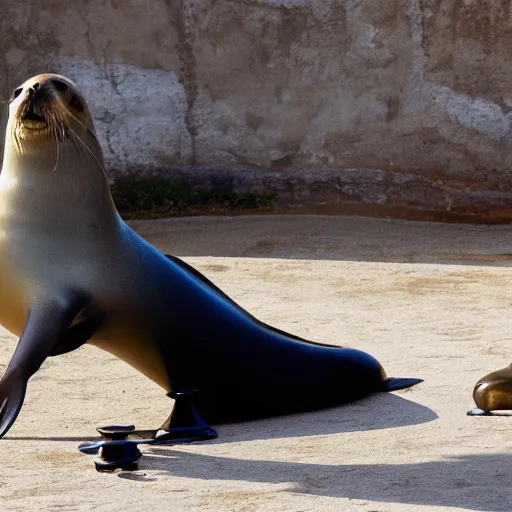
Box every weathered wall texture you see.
[2,0,512,220]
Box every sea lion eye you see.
[9,88,22,102]
[69,94,84,112]
[51,79,68,92]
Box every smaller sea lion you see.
[468,364,512,416]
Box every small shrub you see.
[111,177,275,218]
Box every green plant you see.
[110,177,275,218]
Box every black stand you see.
[153,389,218,443]
[78,389,217,472]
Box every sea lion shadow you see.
[6,393,433,444]
[210,392,436,444]
[139,449,512,511]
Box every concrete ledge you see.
[119,166,512,224]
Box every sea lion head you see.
[7,73,96,155]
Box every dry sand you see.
[2,214,512,512]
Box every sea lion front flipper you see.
[0,291,90,438]
[0,372,26,440]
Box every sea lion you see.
[468,364,512,416]
[0,73,422,440]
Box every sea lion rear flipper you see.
[0,291,90,438]
[383,377,423,392]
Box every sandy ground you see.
[2,215,512,511]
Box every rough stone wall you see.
[2,0,512,220]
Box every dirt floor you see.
[2,214,512,511]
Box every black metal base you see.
[94,441,143,472]
[96,389,218,444]
[78,389,217,471]
[153,389,218,444]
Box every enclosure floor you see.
[2,214,512,512]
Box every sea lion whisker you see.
[69,132,80,154]
[67,127,89,157]
[67,125,106,174]
[62,105,101,146]
[51,124,60,172]
[62,118,81,155]
[12,122,23,155]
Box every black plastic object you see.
[78,389,217,471]
[97,424,137,439]
[154,389,218,444]
[78,435,150,472]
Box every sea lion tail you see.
[0,371,27,439]
[382,377,423,392]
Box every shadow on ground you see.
[7,393,436,443]
[138,449,512,511]
[212,393,436,444]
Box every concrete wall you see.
[2,0,512,221]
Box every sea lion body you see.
[0,194,387,418]
[0,74,421,436]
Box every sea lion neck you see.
[0,135,119,229]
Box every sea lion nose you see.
[27,83,47,107]
[27,84,37,101]
[28,83,40,97]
